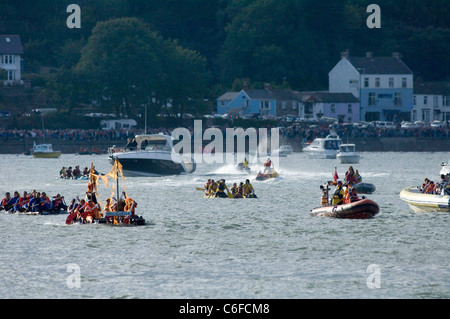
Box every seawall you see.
[0,136,449,154]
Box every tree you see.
[75,18,161,117]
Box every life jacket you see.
[243,183,253,194]
[332,187,345,205]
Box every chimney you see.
[341,49,349,59]
[392,52,401,60]
[365,52,373,58]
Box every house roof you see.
[297,92,359,103]
[0,35,24,55]
[244,89,275,100]
[217,92,239,100]
[348,56,412,75]
[414,81,450,95]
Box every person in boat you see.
[349,188,360,202]
[28,191,42,213]
[421,178,430,192]
[424,181,436,194]
[263,157,273,173]
[17,191,31,212]
[39,192,52,211]
[345,166,359,185]
[82,198,103,222]
[0,192,13,212]
[235,183,244,198]
[126,138,137,150]
[123,192,137,216]
[215,179,228,198]
[355,170,362,183]
[66,167,73,179]
[67,198,79,214]
[82,167,89,177]
[243,179,256,198]
[230,183,238,197]
[73,165,81,179]
[331,181,345,205]
[207,180,217,197]
[204,179,212,192]
[242,158,249,168]
[7,191,21,212]
[60,167,67,179]
[52,194,67,211]
[436,174,449,195]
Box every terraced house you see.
[329,51,414,122]
[0,35,23,85]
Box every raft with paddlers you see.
[310,182,379,219]
[65,160,145,226]
[198,179,258,198]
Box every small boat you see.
[66,160,145,226]
[440,159,450,176]
[353,182,376,194]
[310,199,380,219]
[270,145,293,157]
[255,168,279,181]
[337,144,360,164]
[108,134,196,176]
[32,143,61,158]
[310,183,379,219]
[302,131,342,159]
[400,186,450,213]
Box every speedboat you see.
[400,186,450,213]
[32,143,61,158]
[302,132,342,159]
[353,182,376,194]
[108,134,196,176]
[337,144,360,164]
[270,145,293,157]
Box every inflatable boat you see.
[354,182,376,194]
[310,198,380,219]
[400,186,450,213]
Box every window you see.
[292,102,298,110]
[413,95,416,105]
[364,78,369,88]
[260,101,270,110]
[444,96,450,107]
[348,104,352,114]
[368,93,376,106]
[422,109,430,122]
[375,78,380,88]
[7,70,15,81]
[2,55,15,64]
[389,78,394,88]
[281,101,286,110]
[424,96,428,105]
[402,78,407,88]
[433,96,439,107]
[330,104,335,113]
[394,93,402,106]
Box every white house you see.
[0,35,23,85]
[412,81,450,123]
[329,51,414,122]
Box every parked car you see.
[401,121,420,129]
[430,120,445,128]
[371,121,397,129]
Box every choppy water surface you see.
[0,152,449,299]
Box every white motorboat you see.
[400,186,450,213]
[302,132,342,159]
[440,160,450,176]
[108,134,196,176]
[270,144,293,157]
[337,144,360,164]
[32,143,61,158]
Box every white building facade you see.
[0,35,23,85]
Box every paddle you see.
[224,184,234,198]
[196,187,205,191]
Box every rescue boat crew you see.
[332,181,345,205]
[243,179,255,197]
[215,179,228,198]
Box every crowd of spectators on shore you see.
[279,122,450,143]
[1,121,449,143]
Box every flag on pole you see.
[333,166,339,182]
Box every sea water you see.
[0,152,448,299]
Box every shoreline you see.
[0,136,449,154]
